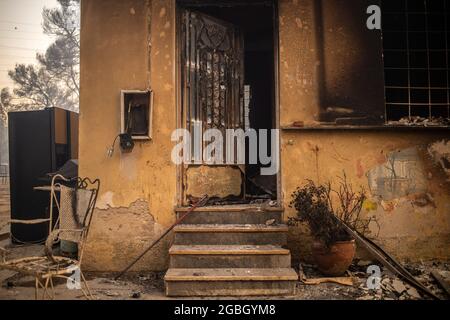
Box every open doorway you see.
[177,0,278,205]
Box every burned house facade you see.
[79,0,450,274]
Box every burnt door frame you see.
[175,0,281,207]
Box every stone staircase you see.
[164,207,298,297]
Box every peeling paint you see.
[80,0,177,270]
[96,191,115,210]
[84,200,169,272]
[80,0,450,270]
[283,130,450,262]
[367,148,427,201]
[356,159,364,178]
[428,140,450,181]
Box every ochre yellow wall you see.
[279,0,450,262]
[80,0,177,271]
[279,0,385,125]
[79,0,449,271]
[281,131,450,262]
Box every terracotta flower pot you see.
[312,239,356,276]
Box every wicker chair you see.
[0,174,100,300]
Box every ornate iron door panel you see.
[181,10,244,163]
[180,10,245,204]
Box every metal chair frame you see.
[0,174,100,300]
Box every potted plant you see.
[289,174,378,276]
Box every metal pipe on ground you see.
[115,195,209,280]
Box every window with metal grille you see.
[381,0,450,123]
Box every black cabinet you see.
[8,108,78,243]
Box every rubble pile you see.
[297,260,449,300]
[387,116,450,127]
[352,260,449,300]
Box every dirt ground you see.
[0,182,449,300]
[0,240,448,300]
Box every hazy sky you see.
[0,0,58,89]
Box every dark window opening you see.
[381,0,450,123]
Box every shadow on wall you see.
[313,0,385,124]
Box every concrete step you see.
[173,224,288,245]
[165,268,298,297]
[169,245,292,268]
[176,207,282,225]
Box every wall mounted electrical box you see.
[120,90,153,140]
